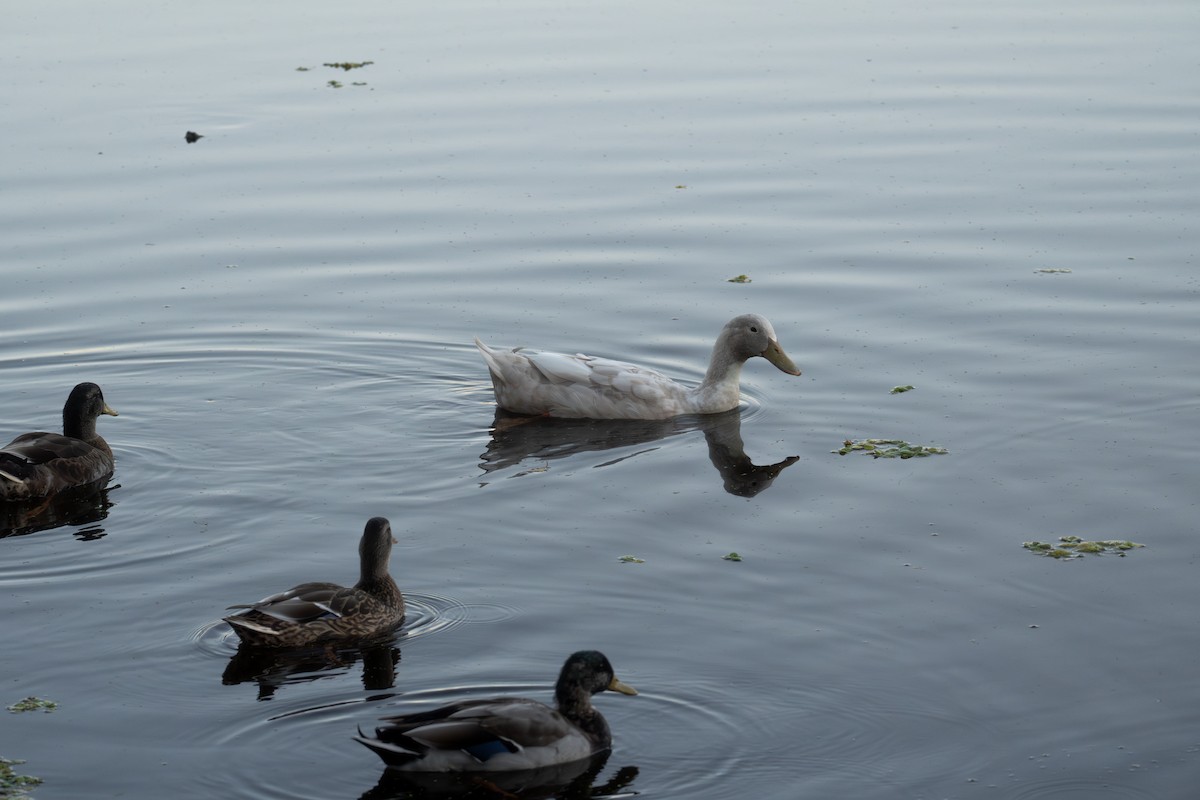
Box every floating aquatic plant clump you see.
[890,385,915,394]
[617,555,645,564]
[722,552,743,562]
[834,439,948,458]
[6,697,57,714]
[1023,536,1144,559]
[0,757,42,796]
[324,61,374,70]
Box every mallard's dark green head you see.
[556,650,638,702]
[63,382,117,440]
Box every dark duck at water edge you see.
[223,517,405,647]
[0,382,119,501]
[355,650,637,771]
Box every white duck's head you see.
[720,314,801,375]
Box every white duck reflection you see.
[479,408,797,498]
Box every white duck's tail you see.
[474,337,508,386]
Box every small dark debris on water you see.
[890,385,915,394]
[184,131,203,143]
[1035,268,1072,274]
[324,61,374,71]
[328,80,344,89]
[727,274,752,284]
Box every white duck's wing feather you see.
[523,351,595,384]
[476,338,691,419]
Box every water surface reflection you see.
[222,638,403,701]
[0,481,116,539]
[479,410,797,497]
[360,751,639,800]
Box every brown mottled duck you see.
[224,517,405,647]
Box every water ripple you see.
[1006,777,1159,800]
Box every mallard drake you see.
[355,650,637,771]
[475,314,801,419]
[0,382,119,502]
[224,517,405,647]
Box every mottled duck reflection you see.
[223,638,401,701]
[0,480,115,538]
[360,751,638,800]
[479,408,797,497]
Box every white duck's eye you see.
[749,326,758,333]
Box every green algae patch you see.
[324,61,374,70]
[617,555,645,564]
[722,552,743,562]
[727,274,752,283]
[1023,536,1144,559]
[6,697,57,714]
[834,439,948,458]
[890,385,915,394]
[1,757,42,796]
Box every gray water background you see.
[2,1,1198,798]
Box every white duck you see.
[354,650,636,771]
[475,314,801,420]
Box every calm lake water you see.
[2,0,1198,798]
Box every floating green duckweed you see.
[324,61,374,70]
[327,80,343,88]
[890,385,915,394]
[617,555,645,564]
[0,757,42,796]
[6,697,57,714]
[1022,536,1144,559]
[727,274,752,283]
[722,552,743,562]
[834,439,948,458]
